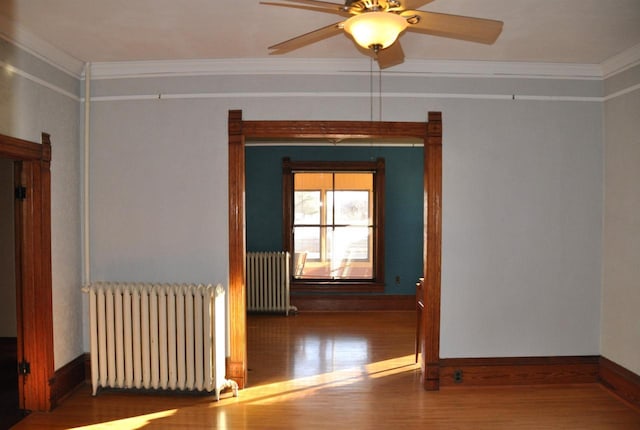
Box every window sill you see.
[291,280,384,293]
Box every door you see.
[0,133,54,412]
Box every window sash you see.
[283,158,385,291]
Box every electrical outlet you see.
[453,369,463,383]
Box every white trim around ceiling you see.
[0,17,84,78]
[601,42,640,78]
[87,58,604,81]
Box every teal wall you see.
[245,145,423,295]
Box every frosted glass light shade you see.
[343,12,408,50]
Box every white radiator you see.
[246,251,296,315]
[84,282,238,400]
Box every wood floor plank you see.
[11,312,640,429]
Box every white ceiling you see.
[1,0,640,74]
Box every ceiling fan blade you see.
[376,41,405,69]
[268,21,345,54]
[402,10,503,44]
[261,2,350,16]
[274,0,347,11]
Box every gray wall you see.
[89,68,603,359]
[0,39,82,369]
[601,63,640,375]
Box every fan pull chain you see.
[370,58,374,123]
[378,66,382,122]
[369,58,384,122]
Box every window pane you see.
[327,226,372,261]
[293,226,320,260]
[327,227,373,279]
[294,191,321,224]
[327,190,370,225]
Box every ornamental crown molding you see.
[0,17,84,77]
[87,57,603,81]
[601,42,640,78]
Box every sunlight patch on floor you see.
[233,353,418,405]
[65,355,418,429]
[69,408,178,429]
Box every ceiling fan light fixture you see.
[343,11,408,51]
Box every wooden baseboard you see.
[599,356,640,409]
[54,351,640,412]
[439,356,600,387]
[49,354,88,409]
[291,294,415,311]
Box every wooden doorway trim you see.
[227,111,442,391]
[0,132,54,411]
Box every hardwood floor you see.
[12,312,640,429]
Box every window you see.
[283,158,385,292]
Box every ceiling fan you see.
[261,0,503,69]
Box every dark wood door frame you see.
[227,110,442,390]
[0,132,54,411]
